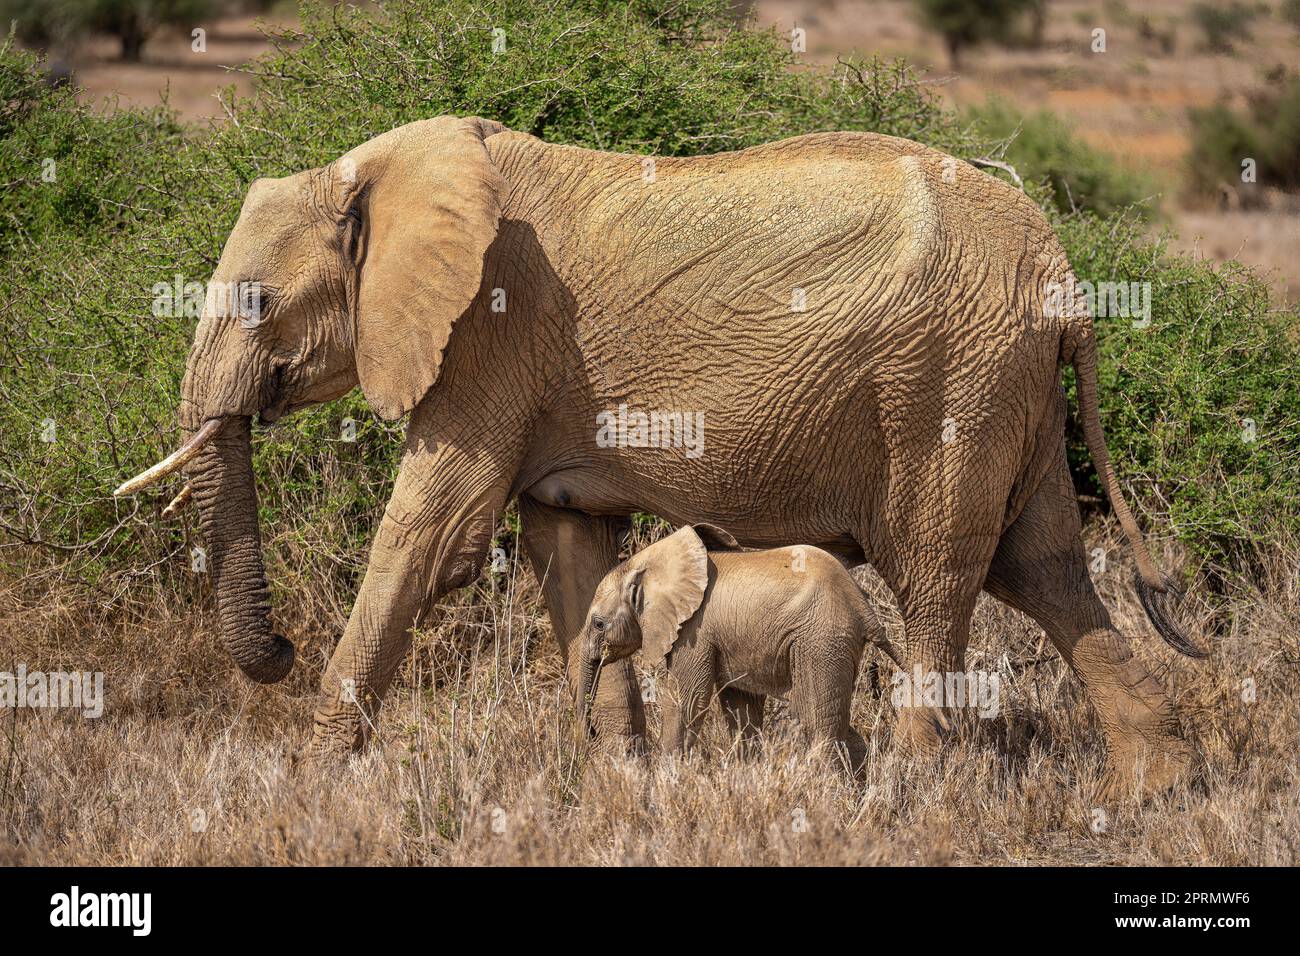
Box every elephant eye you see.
[237,282,273,330]
[591,616,607,632]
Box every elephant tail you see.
[1067,330,1208,658]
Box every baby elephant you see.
[575,524,903,770]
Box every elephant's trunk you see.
[188,416,294,683]
[575,633,603,739]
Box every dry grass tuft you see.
[2,524,1297,865]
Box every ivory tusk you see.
[113,419,224,497]
[161,483,193,517]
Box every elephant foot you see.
[589,725,647,759]
[301,732,357,761]
[893,704,951,758]
[287,727,358,783]
[290,740,340,776]
[832,731,868,779]
[731,737,764,762]
[1098,736,1200,803]
[306,701,370,756]
[298,736,357,775]
[1092,655,1201,802]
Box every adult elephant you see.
[116,116,1201,798]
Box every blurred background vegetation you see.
[1,0,1297,629]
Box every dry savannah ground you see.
[2,523,1297,866]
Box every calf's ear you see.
[628,526,709,665]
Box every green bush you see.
[1,0,1296,606]
[967,97,1158,217]
[1189,1,1260,53]
[1056,209,1300,572]
[1283,0,1300,30]
[0,0,213,61]
[1186,67,1300,202]
[911,0,1034,67]
[0,40,183,250]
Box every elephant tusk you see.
[113,418,224,497]
[161,483,193,518]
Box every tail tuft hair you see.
[1134,572,1208,659]
[1069,315,1211,661]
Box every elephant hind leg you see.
[866,479,1008,758]
[789,637,864,774]
[983,451,1195,801]
[843,727,868,778]
[719,687,765,758]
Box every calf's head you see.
[574,525,713,731]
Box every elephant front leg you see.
[307,423,516,755]
[662,649,715,756]
[517,495,644,755]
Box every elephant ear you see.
[691,522,743,552]
[628,526,710,666]
[339,116,506,420]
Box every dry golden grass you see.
[2,524,1297,866]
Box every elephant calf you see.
[574,524,903,769]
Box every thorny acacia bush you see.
[965,96,1156,219]
[1,0,1297,644]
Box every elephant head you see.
[574,525,719,731]
[114,116,506,683]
